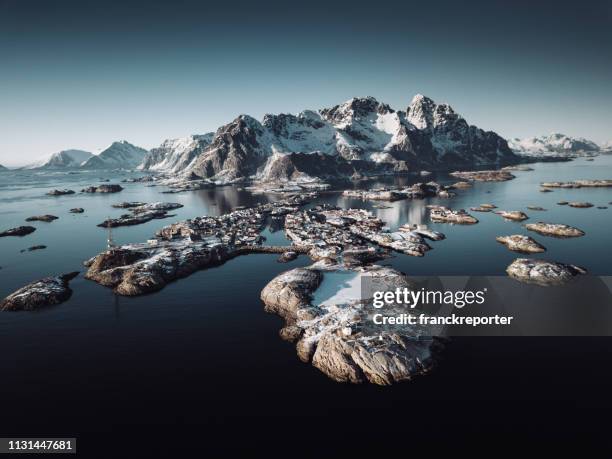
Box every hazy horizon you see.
[1,0,611,166]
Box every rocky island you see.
[495,210,529,221]
[261,263,440,385]
[540,179,612,188]
[0,272,79,311]
[46,189,75,196]
[82,184,123,193]
[98,202,184,227]
[524,222,585,238]
[428,206,478,224]
[496,235,546,253]
[568,202,593,208]
[449,170,515,182]
[25,215,59,222]
[506,258,587,286]
[0,226,36,237]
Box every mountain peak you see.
[320,96,393,125]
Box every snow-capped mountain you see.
[141,95,517,182]
[508,133,600,156]
[23,149,94,169]
[139,134,214,173]
[81,141,148,169]
[0,163,7,171]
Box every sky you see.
[0,0,611,166]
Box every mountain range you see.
[23,149,94,169]
[15,96,610,179]
[508,133,603,156]
[80,141,148,169]
[141,94,517,182]
[23,141,147,170]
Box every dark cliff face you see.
[140,134,213,172]
[261,152,385,182]
[189,116,266,180]
[406,95,516,166]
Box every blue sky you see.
[0,0,611,165]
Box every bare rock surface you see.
[0,272,79,311]
[526,206,546,211]
[0,226,36,237]
[524,222,585,238]
[261,264,438,385]
[506,258,586,286]
[69,208,85,213]
[495,210,529,221]
[496,235,546,253]
[25,215,58,222]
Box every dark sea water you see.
[0,157,611,454]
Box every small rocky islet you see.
[47,189,75,196]
[82,184,123,193]
[0,226,36,237]
[427,205,478,224]
[0,272,79,311]
[449,170,515,182]
[25,214,58,222]
[524,222,585,238]
[496,235,545,253]
[97,202,184,228]
[568,202,593,208]
[495,210,529,221]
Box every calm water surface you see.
[0,157,611,451]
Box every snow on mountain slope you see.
[139,134,214,173]
[23,149,94,169]
[80,141,148,169]
[141,95,517,182]
[508,133,600,155]
[0,164,7,170]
